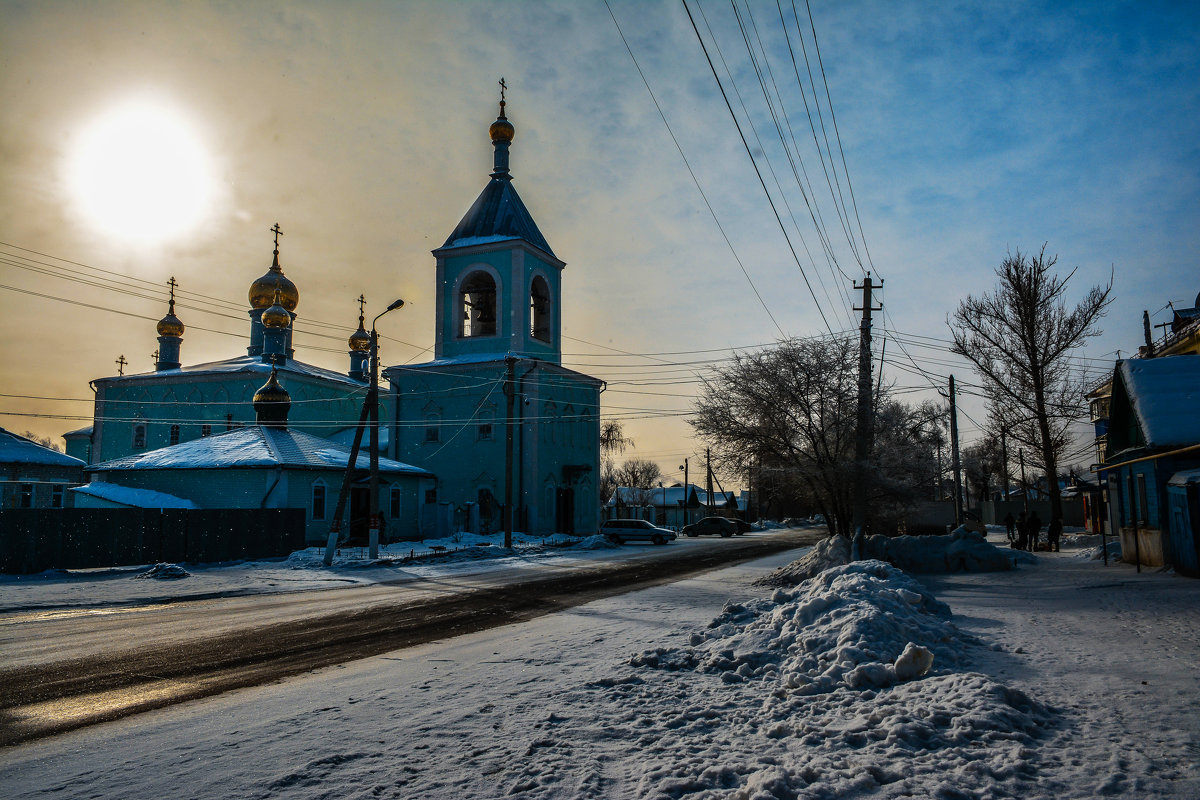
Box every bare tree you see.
[949,245,1112,520]
[21,430,63,452]
[691,337,937,537]
[614,458,663,506]
[599,419,632,504]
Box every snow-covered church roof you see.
[89,425,431,475]
[0,427,85,467]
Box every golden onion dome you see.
[261,289,291,329]
[490,106,514,144]
[348,317,371,352]
[157,309,184,337]
[249,249,299,311]
[252,367,291,427]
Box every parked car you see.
[731,518,753,534]
[682,516,738,538]
[601,519,677,545]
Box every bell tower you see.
[431,82,564,364]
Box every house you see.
[386,96,601,536]
[605,484,739,529]
[0,427,85,509]
[85,370,434,544]
[1102,355,1200,568]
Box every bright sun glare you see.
[68,99,216,246]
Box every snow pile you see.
[1078,540,1122,561]
[756,533,850,586]
[865,528,1016,573]
[605,560,1055,798]
[634,560,965,693]
[1060,532,1102,549]
[134,562,190,580]
[573,534,622,550]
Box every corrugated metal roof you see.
[439,177,555,259]
[97,355,366,387]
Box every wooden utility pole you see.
[852,273,882,546]
[1000,429,1010,500]
[705,447,714,515]
[948,374,963,527]
[367,329,381,559]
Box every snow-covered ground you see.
[3,533,1199,799]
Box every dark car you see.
[682,516,738,538]
[601,519,677,545]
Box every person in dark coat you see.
[1047,517,1063,552]
[1003,512,1016,543]
[1015,511,1028,550]
[1027,510,1042,551]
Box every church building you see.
[386,95,602,536]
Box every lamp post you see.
[367,298,405,559]
[679,458,689,527]
[659,482,666,528]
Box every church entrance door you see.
[555,487,575,535]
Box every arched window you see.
[132,422,147,450]
[530,275,551,342]
[460,271,497,337]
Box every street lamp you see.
[368,299,405,559]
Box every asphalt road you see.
[0,528,820,747]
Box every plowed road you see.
[0,529,820,746]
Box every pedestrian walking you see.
[1015,511,1028,550]
[1047,517,1062,553]
[1003,512,1016,544]
[1028,510,1042,552]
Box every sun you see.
[67,98,217,246]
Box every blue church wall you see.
[390,357,599,536]
[90,371,375,464]
[87,466,428,545]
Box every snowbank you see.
[865,528,1017,573]
[1078,540,1122,561]
[614,559,1054,797]
[756,533,850,586]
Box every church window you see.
[459,271,497,338]
[530,275,551,342]
[19,483,34,508]
[389,485,402,519]
[478,423,493,441]
[424,413,440,443]
[201,424,212,438]
[169,425,180,446]
[132,423,147,450]
[311,481,327,520]
[51,485,64,508]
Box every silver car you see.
[601,519,677,546]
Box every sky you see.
[1,0,1198,481]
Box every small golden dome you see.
[261,289,291,329]
[253,367,291,427]
[157,311,184,337]
[490,113,514,144]
[348,318,371,352]
[249,250,299,311]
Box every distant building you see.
[0,427,85,508]
[386,97,601,536]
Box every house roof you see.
[1108,356,1200,457]
[0,427,85,468]
[606,484,739,510]
[94,355,366,388]
[71,481,197,509]
[438,177,556,259]
[88,425,432,475]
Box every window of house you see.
[169,425,181,446]
[312,481,327,520]
[132,423,147,450]
[460,271,497,337]
[201,424,212,437]
[51,485,63,508]
[530,275,551,342]
[19,483,34,508]
[389,485,402,519]
[424,413,440,443]
[424,488,437,504]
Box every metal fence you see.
[0,508,305,574]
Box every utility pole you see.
[1019,448,1030,515]
[679,458,689,527]
[367,328,381,559]
[1000,429,1010,501]
[852,273,882,549]
[947,374,963,527]
[503,355,516,549]
[705,447,714,515]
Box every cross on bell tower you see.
[116,354,127,376]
